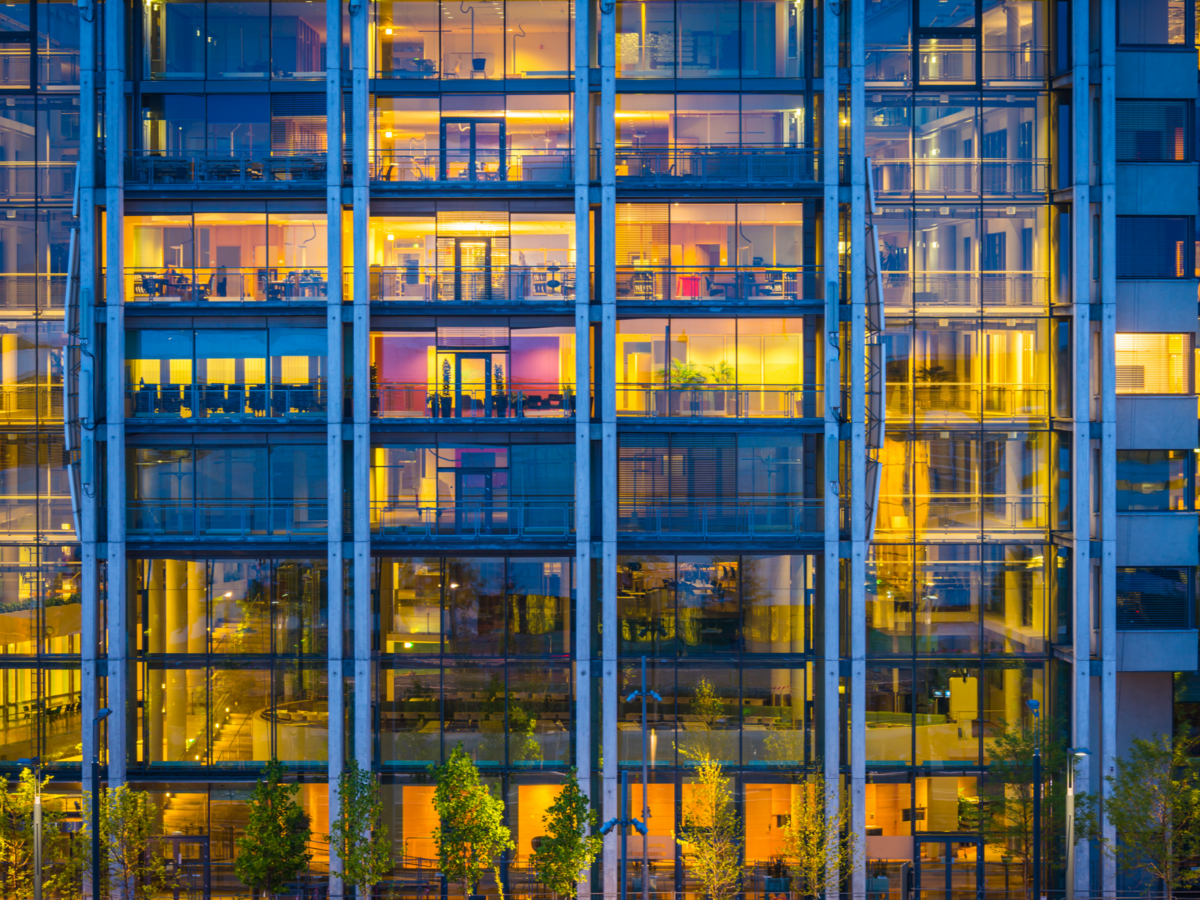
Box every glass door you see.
[441,119,506,181]
[916,839,981,900]
[455,468,509,533]
[455,353,492,418]
[455,237,493,302]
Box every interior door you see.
[441,119,506,181]
[455,353,491,417]
[916,839,981,900]
[456,237,492,302]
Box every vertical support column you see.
[821,0,842,839]
[1097,0,1117,893]
[847,0,867,893]
[77,2,98,894]
[351,0,372,775]
[599,0,618,895]
[572,5,593,900]
[1069,0,1092,892]
[324,0,345,891]
[103,0,127,790]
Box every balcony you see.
[881,273,1048,313]
[370,502,574,539]
[0,498,74,538]
[615,385,823,420]
[607,146,820,188]
[871,159,1050,198]
[127,501,328,541]
[124,152,329,189]
[0,385,62,425]
[0,275,66,312]
[876,496,1049,538]
[372,265,574,304]
[0,162,76,201]
[124,268,329,305]
[885,384,1049,425]
[372,383,575,420]
[617,502,823,538]
[370,149,573,186]
[615,266,824,304]
[126,384,327,422]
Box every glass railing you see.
[124,151,330,188]
[370,149,573,184]
[871,159,1050,196]
[0,275,66,312]
[126,384,327,421]
[373,265,574,303]
[124,268,329,304]
[604,145,820,186]
[370,502,575,538]
[127,500,329,539]
[372,383,575,419]
[867,47,1048,82]
[0,385,63,424]
[0,162,76,201]
[0,498,74,537]
[614,266,823,303]
[876,495,1049,535]
[886,384,1050,423]
[615,384,823,419]
[617,501,823,537]
[880,273,1048,312]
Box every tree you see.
[82,785,176,900]
[976,724,1073,899]
[1079,733,1200,900]
[432,744,514,900]
[531,770,602,898]
[780,774,859,900]
[235,759,313,900]
[327,758,391,900]
[0,768,72,897]
[677,752,743,900]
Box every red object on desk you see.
[675,274,701,298]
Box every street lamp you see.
[17,756,41,900]
[625,656,661,900]
[1026,700,1041,900]
[1065,747,1090,900]
[91,708,110,900]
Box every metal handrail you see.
[370,502,575,538]
[372,264,575,303]
[126,384,328,421]
[124,150,328,187]
[614,265,825,303]
[617,501,824,537]
[871,158,1051,195]
[371,382,575,419]
[127,501,330,539]
[123,267,329,304]
[615,383,824,418]
[603,144,821,185]
[370,148,574,184]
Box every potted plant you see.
[706,359,735,414]
[915,363,951,409]
[655,359,706,416]
[440,358,454,417]
[492,363,508,417]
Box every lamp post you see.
[18,756,41,900]
[625,656,661,900]
[1026,700,1041,900]
[91,708,110,900]
[1065,747,1090,900]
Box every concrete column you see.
[1097,0,1118,892]
[848,0,867,893]
[351,0,372,780]
[821,0,843,846]
[103,0,127,789]
[599,0,618,894]
[186,561,206,653]
[1069,0,1093,891]
[146,561,165,763]
[571,2,593,899]
[324,0,345,895]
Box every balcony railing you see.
[871,159,1050,196]
[0,162,76,201]
[372,383,575,419]
[880,273,1048,311]
[373,265,574,303]
[877,496,1049,533]
[617,502,823,537]
[865,48,1049,81]
[0,275,66,312]
[370,502,575,539]
[126,384,327,422]
[0,498,74,537]
[605,145,820,187]
[127,501,329,540]
[0,385,62,424]
[616,384,823,419]
[124,151,329,188]
[370,149,574,184]
[885,384,1049,422]
[615,266,823,303]
[124,267,328,304]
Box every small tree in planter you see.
[327,758,391,900]
[780,774,859,900]
[531,770,602,898]
[236,758,312,900]
[433,744,514,900]
[677,752,743,900]
[85,784,177,900]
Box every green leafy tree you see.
[235,759,313,900]
[531,770,602,898]
[327,759,391,900]
[80,785,176,900]
[1079,733,1200,900]
[432,744,514,900]
[780,774,859,900]
[677,752,743,900]
[0,768,72,897]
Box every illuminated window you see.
[1115,333,1192,394]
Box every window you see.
[1117,217,1192,278]
[1116,567,1192,629]
[1117,100,1192,161]
[1115,334,1192,394]
[1116,450,1191,510]
[1119,0,1188,44]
